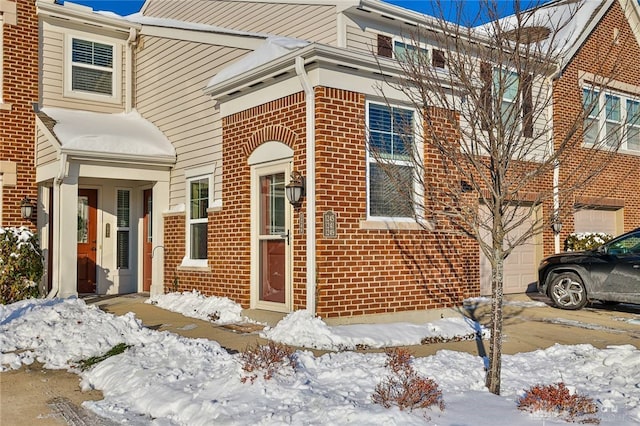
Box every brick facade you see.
[0,0,38,229]
[552,0,640,245]
[164,88,479,317]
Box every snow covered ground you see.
[1,293,639,425]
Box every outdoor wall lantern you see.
[551,217,563,235]
[285,171,305,208]
[20,197,34,219]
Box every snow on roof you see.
[42,107,175,160]
[206,36,310,88]
[475,0,605,55]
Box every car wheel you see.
[548,272,588,310]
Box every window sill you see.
[0,103,12,111]
[178,258,210,272]
[360,219,433,231]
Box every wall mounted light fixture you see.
[285,171,305,208]
[551,216,563,235]
[20,197,34,219]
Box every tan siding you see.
[36,129,58,168]
[40,22,125,113]
[346,24,376,54]
[136,35,245,206]
[143,0,337,45]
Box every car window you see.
[607,232,640,255]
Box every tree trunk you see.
[485,255,504,395]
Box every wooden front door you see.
[143,189,152,292]
[77,189,97,293]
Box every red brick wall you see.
[164,88,479,317]
[552,0,640,246]
[0,0,38,229]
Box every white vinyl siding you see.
[40,20,125,112]
[142,1,337,45]
[136,36,245,206]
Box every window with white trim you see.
[367,102,416,219]
[188,176,209,260]
[116,189,130,269]
[67,36,116,98]
[583,88,640,152]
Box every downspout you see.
[47,152,67,298]
[125,27,137,113]
[549,63,562,253]
[295,56,316,315]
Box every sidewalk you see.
[87,292,640,357]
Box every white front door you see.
[251,161,293,312]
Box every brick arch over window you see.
[243,126,299,158]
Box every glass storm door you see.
[254,162,292,310]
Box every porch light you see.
[551,217,563,235]
[20,197,34,219]
[285,171,305,208]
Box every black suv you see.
[538,228,640,309]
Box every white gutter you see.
[549,64,562,253]
[47,152,67,298]
[295,56,316,315]
[125,27,137,113]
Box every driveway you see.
[1,294,638,425]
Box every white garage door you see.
[574,208,618,236]
[480,206,540,295]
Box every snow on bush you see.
[0,227,43,304]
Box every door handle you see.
[279,230,290,245]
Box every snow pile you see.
[1,296,639,425]
[42,107,175,159]
[262,309,488,350]
[147,290,249,325]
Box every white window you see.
[65,35,119,101]
[367,102,416,219]
[116,189,130,269]
[187,176,210,261]
[582,88,640,152]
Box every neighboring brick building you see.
[0,0,38,229]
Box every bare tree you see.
[371,0,637,395]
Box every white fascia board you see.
[218,77,302,117]
[36,162,60,183]
[356,0,441,29]
[206,43,400,99]
[140,25,266,49]
[76,162,171,182]
[36,0,139,33]
[62,149,176,167]
[209,43,462,109]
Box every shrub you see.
[517,382,599,424]
[240,341,296,383]
[372,348,445,415]
[74,343,131,371]
[0,227,44,304]
[565,232,613,252]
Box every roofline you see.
[61,148,176,166]
[36,0,140,33]
[204,42,460,101]
[556,0,616,73]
